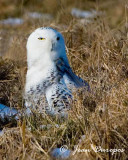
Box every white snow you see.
[0,18,24,25]
[26,12,53,20]
[0,103,18,120]
[71,8,102,18]
[0,130,4,136]
[51,147,71,159]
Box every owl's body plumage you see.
[25,27,89,117]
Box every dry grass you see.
[0,0,128,159]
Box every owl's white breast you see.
[25,62,56,93]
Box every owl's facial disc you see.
[27,27,67,64]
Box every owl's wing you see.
[55,58,90,91]
[45,81,72,118]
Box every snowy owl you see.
[25,27,89,117]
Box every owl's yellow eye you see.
[38,37,45,40]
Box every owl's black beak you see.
[51,42,55,51]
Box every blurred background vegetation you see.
[0,0,127,26]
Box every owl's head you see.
[27,27,67,68]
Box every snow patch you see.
[26,12,53,20]
[0,18,24,25]
[71,8,102,18]
[0,103,18,120]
